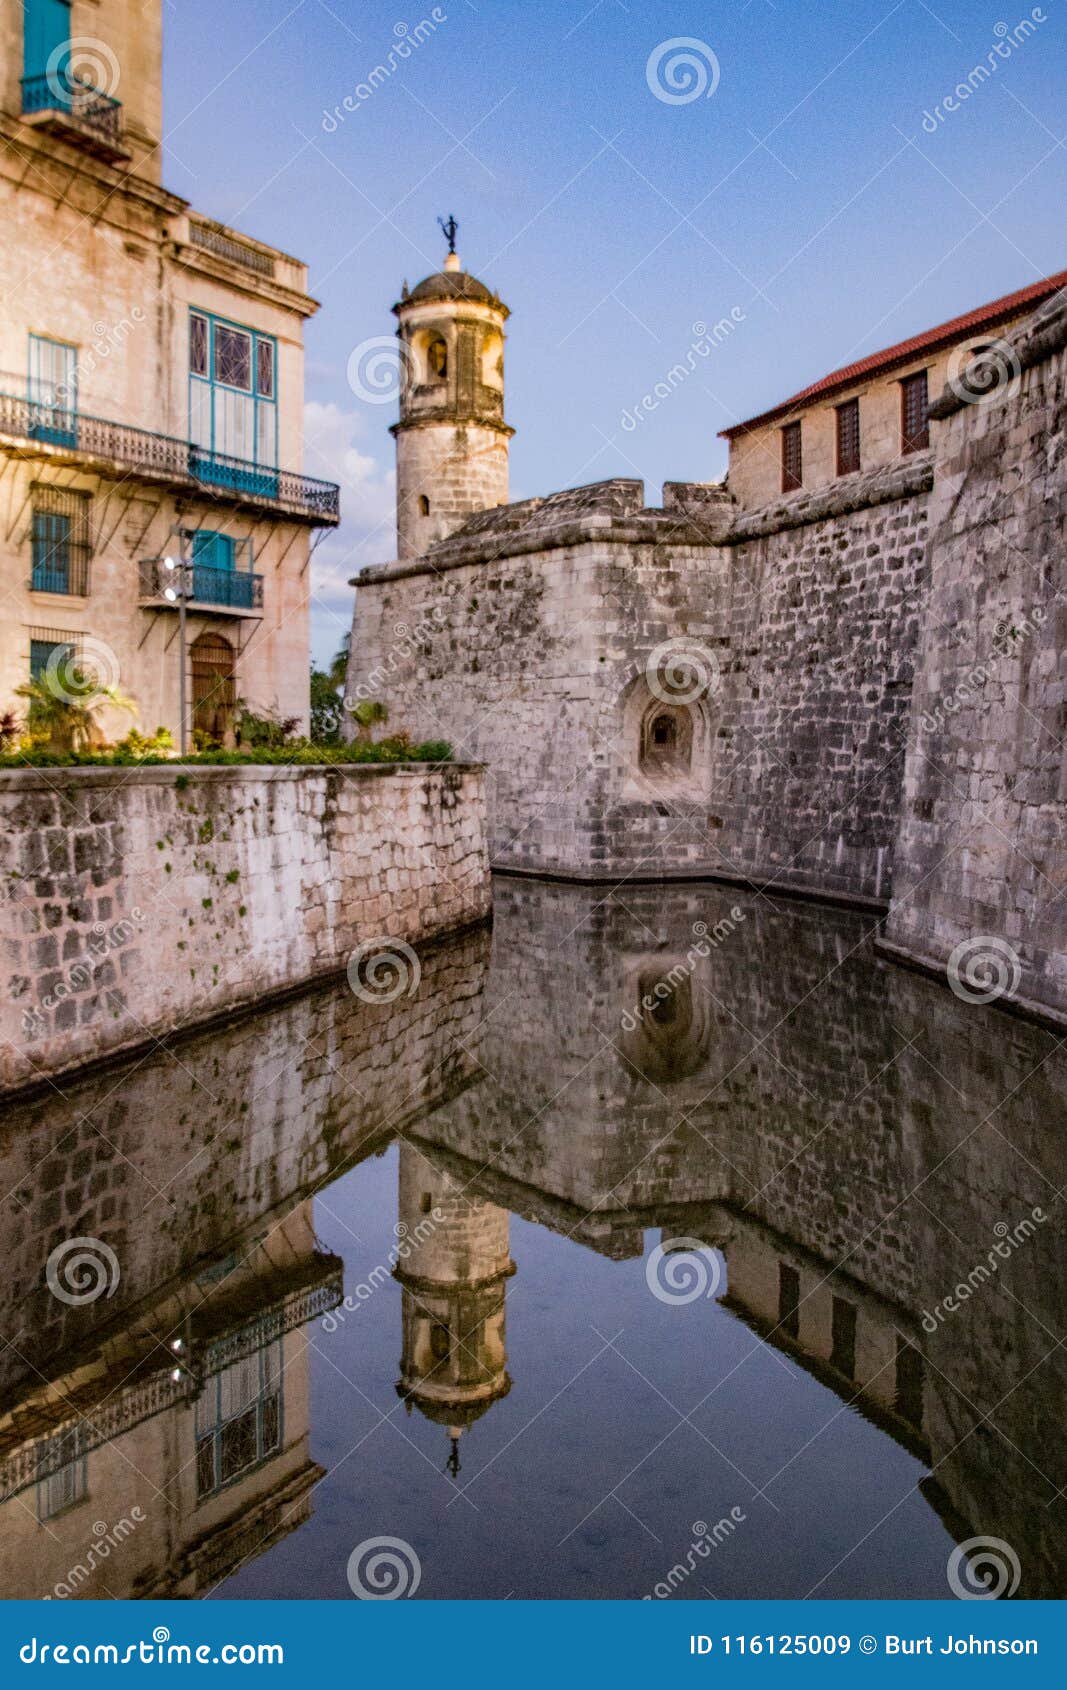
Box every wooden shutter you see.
[836,398,860,475]
[781,420,802,492]
[901,371,929,453]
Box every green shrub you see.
[0,740,454,770]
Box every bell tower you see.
[391,217,513,560]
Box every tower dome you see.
[391,219,513,560]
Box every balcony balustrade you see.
[20,71,128,163]
[0,381,340,526]
[139,556,264,614]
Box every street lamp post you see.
[162,544,193,755]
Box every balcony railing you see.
[189,220,276,278]
[21,71,126,157]
[139,556,264,613]
[0,382,340,526]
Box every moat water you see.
[0,879,1064,1601]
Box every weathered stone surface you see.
[885,291,1067,1021]
[0,762,490,1092]
[349,474,927,901]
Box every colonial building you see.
[0,1,339,745]
[720,267,1067,505]
[348,241,1067,1024]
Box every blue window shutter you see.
[190,531,235,571]
[31,510,72,593]
[24,0,72,83]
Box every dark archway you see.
[640,701,694,781]
[190,632,236,746]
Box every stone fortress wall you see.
[884,290,1067,1022]
[352,461,932,904]
[349,263,1067,1022]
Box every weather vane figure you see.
[438,213,459,255]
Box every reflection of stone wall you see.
[0,762,490,1093]
[0,922,490,1411]
[886,972,1067,1598]
[420,879,916,1295]
[415,877,1067,1594]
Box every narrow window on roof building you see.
[835,398,860,476]
[901,370,929,454]
[781,420,802,492]
[778,1262,800,1338]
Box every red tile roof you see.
[719,267,1067,440]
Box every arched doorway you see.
[640,701,694,781]
[190,632,236,746]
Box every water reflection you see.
[0,882,1063,1599]
[396,1144,514,1477]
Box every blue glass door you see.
[23,0,72,106]
[28,335,77,446]
[190,532,255,609]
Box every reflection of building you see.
[710,1211,928,1459]
[395,1143,513,1474]
[0,1206,341,1599]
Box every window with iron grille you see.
[194,1341,282,1498]
[781,420,802,492]
[901,370,929,453]
[28,626,81,681]
[30,485,91,595]
[36,1427,88,1521]
[835,398,861,475]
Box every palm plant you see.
[329,634,350,691]
[15,675,137,753]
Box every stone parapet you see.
[722,452,933,543]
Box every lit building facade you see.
[0,1,339,744]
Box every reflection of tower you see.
[392,223,512,560]
[395,1143,514,1474]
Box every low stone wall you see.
[0,761,490,1093]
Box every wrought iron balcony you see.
[139,556,265,614]
[21,71,128,163]
[0,382,340,526]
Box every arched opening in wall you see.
[427,337,448,380]
[190,632,236,747]
[618,673,717,806]
[419,494,431,516]
[640,701,694,783]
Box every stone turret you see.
[394,1142,514,1475]
[391,230,513,560]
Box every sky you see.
[163,0,1067,667]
